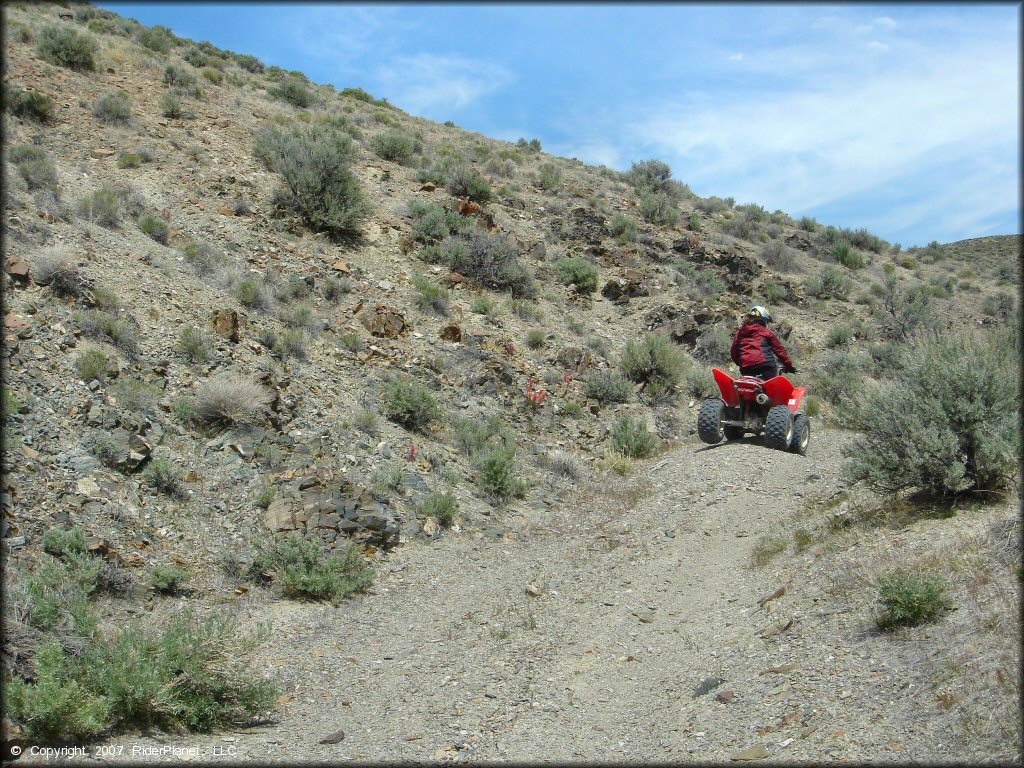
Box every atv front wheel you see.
[764,405,794,451]
[790,413,810,455]
[697,398,725,444]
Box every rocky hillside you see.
[2,2,1020,761]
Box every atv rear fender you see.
[712,368,740,407]
[712,369,806,412]
[762,376,806,412]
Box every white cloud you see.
[728,53,744,61]
[286,6,404,66]
[375,53,514,115]
[867,41,889,52]
[622,43,1017,221]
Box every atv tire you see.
[697,398,725,444]
[764,405,794,451]
[790,413,810,455]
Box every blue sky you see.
[99,3,1020,248]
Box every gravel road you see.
[50,427,1009,764]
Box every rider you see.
[730,305,796,380]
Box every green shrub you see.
[253,532,372,603]
[445,231,536,297]
[163,64,196,87]
[826,325,854,348]
[235,53,264,73]
[352,408,378,435]
[143,459,185,498]
[453,414,514,457]
[5,85,54,122]
[36,25,97,70]
[138,214,169,244]
[9,144,57,191]
[158,90,182,118]
[201,66,224,85]
[688,212,702,232]
[147,564,189,593]
[693,322,732,365]
[40,525,88,560]
[135,25,174,54]
[412,273,449,315]
[608,212,637,244]
[76,187,123,227]
[418,491,457,527]
[831,239,864,269]
[805,265,852,300]
[620,333,685,392]
[813,350,866,406]
[517,137,542,152]
[510,297,543,321]
[117,152,141,168]
[638,191,680,226]
[322,276,351,302]
[876,571,952,630]
[584,370,631,404]
[74,348,110,381]
[178,326,211,362]
[760,240,797,271]
[680,364,718,400]
[763,281,788,304]
[5,642,108,741]
[253,124,369,240]
[380,375,441,432]
[76,310,139,355]
[236,278,272,311]
[554,257,599,293]
[475,445,524,501]
[538,162,562,190]
[92,91,132,124]
[445,164,492,202]
[798,216,817,232]
[876,273,935,341]
[408,199,472,244]
[336,85,376,102]
[611,414,656,458]
[182,240,226,275]
[982,292,1016,321]
[629,159,676,197]
[77,611,275,732]
[370,129,417,163]
[675,261,727,300]
[526,329,545,349]
[371,465,405,500]
[268,76,312,107]
[470,296,495,315]
[272,329,309,360]
[915,240,948,264]
[841,328,1019,497]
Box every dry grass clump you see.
[33,248,90,299]
[193,374,272,427]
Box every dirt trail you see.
[75,427,967,764]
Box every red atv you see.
[697,369,810,454]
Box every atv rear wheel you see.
[790,413,810,455]
[764,405,794,451]
[697,398,725,444]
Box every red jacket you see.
[730,323,794,372]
